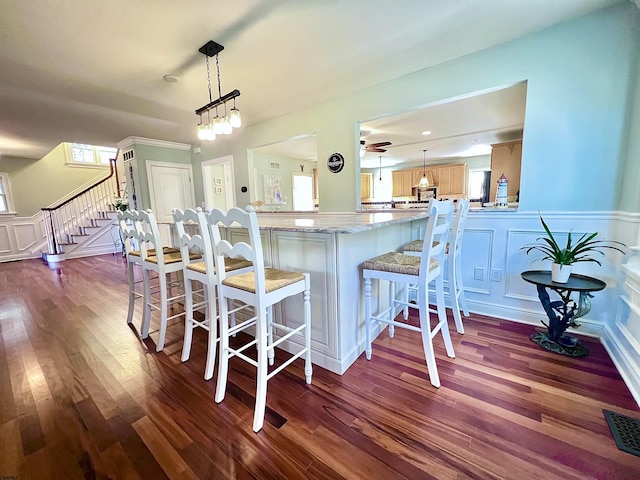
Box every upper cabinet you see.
[392,169,417,196]
[391,164,466,198]
[488,140,522,202]
[437,164,466,196]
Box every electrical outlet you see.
[491,268,503,282]
[473,267,484,281]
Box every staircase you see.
[41,154,123,263]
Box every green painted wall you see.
[249,151,316,211]
[195,4,639,213]
[0,143,105,216]
[130,143,192,210]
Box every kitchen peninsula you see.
[224,210,429,374]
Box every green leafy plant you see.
[114,198,129,212]
[521,214,626,266]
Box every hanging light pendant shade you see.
[229,97,242,128]
[419,149,430,187]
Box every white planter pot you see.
[551,263,573,283]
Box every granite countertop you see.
[254,210,428,233]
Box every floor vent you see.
[603,409,640,457]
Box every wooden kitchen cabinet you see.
[488,140,521,202]
[392,170,415,196]
[435,164,466,196]
[360,173,373,199]
[393,165,464,197]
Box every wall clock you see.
[327,152,345,173]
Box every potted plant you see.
[522,214,626,283]
[114,198,129,212]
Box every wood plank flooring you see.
[1,254,639,479]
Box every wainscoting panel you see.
[460,228,493,295]
[13,222,39,252]
[270,231,336,357]
[0,224,12,254]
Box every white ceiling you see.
[0,0,624,160]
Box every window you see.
[0,173,15,214]
[67,143,117,167]
[468,169,491,203]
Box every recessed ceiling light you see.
[472,139,479,142]
[163,75,179,83]
[421,130,431,136]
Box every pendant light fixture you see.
[195,41,241,141]
[419,149,430,187]
[379,155,382,181]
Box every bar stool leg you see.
[204,283,218,381]
[126,261,136,325]
[388,281,395,338]
[156,272,169,352]
[303,279,313,384]
[141,269,152,339]
[364,276,373,360]
[253,306,269,433]
[403,285,410,320]
[182,277,195,362]
[456,258,470,317]
[418,288,440,388]
[215,295,230,403]
[267,305,275,366]
[435,274,456,358]
[448,256,465,334]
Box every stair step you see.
[57,242,78,246]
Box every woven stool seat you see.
[362,252,437,276]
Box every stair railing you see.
[42,152,121,255]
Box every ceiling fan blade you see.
[369,141,392,148]
[368,147,387,153]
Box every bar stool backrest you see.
[450,199,470,262]
[419,199,454,284]
[173,208,213,274]
[135,209,166,266]
[206,206,264,292]
[117,209,140,255]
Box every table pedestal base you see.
[530,332,589,357]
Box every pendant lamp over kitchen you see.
[419,149,430,187]
[379,156,382,181]
[195,40,241,141]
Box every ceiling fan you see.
[360,140,392,153]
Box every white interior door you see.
[292,173,314,211]
[147,161,195,245]
[202,155,236,210]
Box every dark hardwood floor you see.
[1,254,639,479]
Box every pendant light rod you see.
[422,149,427,175]
[419,149,430,187]
[195,89,241,115]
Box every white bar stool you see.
[135,209,200,352]
[402,198,470,333]
[362,199,455,388]
[173,207,253,379]
[207,206,312,432]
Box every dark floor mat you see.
[603,409,640,457]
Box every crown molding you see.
[116,136,192,151]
